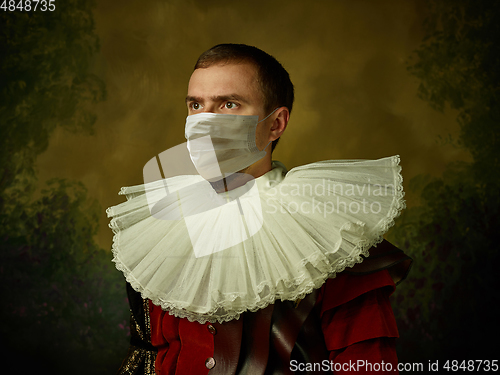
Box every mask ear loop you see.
[258,107,280,123]
[257,107,281,151]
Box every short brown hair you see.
[194,44,294,151]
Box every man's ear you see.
[270,107,289,141]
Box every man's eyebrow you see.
[185,95,201,104]
[185,94,249,104]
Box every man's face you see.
[186,62,271,151]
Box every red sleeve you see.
[149,301,214,375]
[317,269,399,374]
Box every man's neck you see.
[209,154,273,193]
[209,173,255,193]
[242,149,273,179]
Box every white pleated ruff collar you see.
[107,156,405,323]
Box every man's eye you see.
[191,103,201,110]
[225,102,237,109]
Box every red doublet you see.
[149,269,399,374]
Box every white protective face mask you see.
[185,109,277,180]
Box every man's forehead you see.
[187,62,260,96]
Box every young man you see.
[110,44,411,374]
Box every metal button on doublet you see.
[207,324,217,335]
[205,357,216,369]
